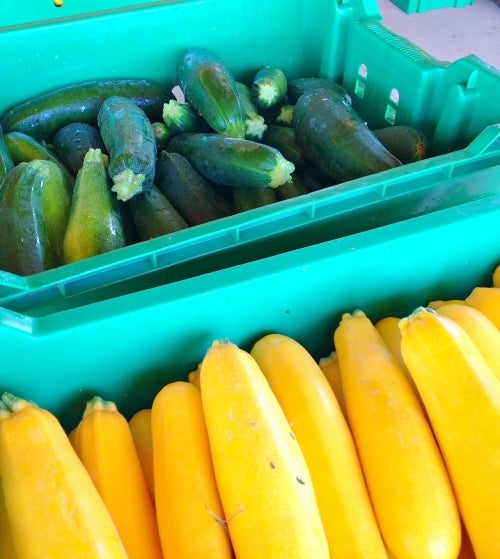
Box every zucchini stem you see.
[111,169,145,202]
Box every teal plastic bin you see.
[1,0,499,303]
[389,0,475,14]
[1,194,500,430]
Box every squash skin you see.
[128,408,155,502]
[1,78,170,142]
[98,95,157,201]
[334,310,461,559]
[199,340,330,559]
[0,159,72,275]
[399,307,500,559]
[63,148,125,264]
[177,47,246,139]
[0,394,128,559]
[465,286,500,329]
[293,87,402,182]
[436,302,500,381]
[152,381,233,559]
[75,396,163,559]
[251,333,387,559]
[166,132,295,189]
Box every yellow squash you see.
[493,264,500,288]
[318,350,348,419]
[199,339,330,559]
[399,307,500,559]
[151,380,233,559]
[436,302,500,381]
[0,462,17,559]
[427,298,465,310]
[334,310,461,559]
[465,286,500,329]
[128,408,155,501]
[76,396,163,559]
[0,393,128,559]
[251,333,387,559]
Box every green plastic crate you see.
[1,195,499,430]
[1,123,499,314]
[389,0,475,14]
[1,0,499,303]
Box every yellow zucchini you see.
[334,310,461,559]
[0,393,128,559]
[199,339,330,559]
[251,333,387,559]
[427,298,465,310]
[318,350,348,420]
[76,396,163,559]
[0,468,17,559]
[128,408,155,502]
[188,364,201,388]
[399,307,500,559]
[151,380,233,559]
[465,286,500,329]
[493,264,500,288]
[436,302,500,381]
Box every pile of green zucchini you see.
[0,47,428,276]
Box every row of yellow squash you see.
[0,266,499,559]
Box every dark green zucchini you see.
[63,148,126,264]
[52,122,106,176]
[275,174,309,201]
[155,151,233,226]
[4,130,75,186]
[287,77,352,105]
[152,122,171,149]
[293,88,402,182]
[128,184,189,241]
[97,95,157,202]
[262,125,307,170]
[232,185,277,213]
[1,78,172,142]
[176,47,246,138]
[166,132,295,189]
[251,66,288,109]
[235,82,268,141]
[373,125,429,163]
[0,159,72,275]
[162,99,202,135]
[0,125,14,189]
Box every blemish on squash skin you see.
[296,476,305,485]
[270,461,276,469]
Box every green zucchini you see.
[162,99,202,135]
[63,148,126,264]
[166,132,295,189]
[262,124,306,170]
[275,174,309,201]
[152,122,171,149]
[235,82,267,141]
[97,95,157,202]
[4,130,75,186]
[251,66,288,109]
[176,47,246,138]
[1,78,171,142]
[0,159,72,275]
[373,125,429,163]
[52,122,106,176]
[232,185,277,213]
[293,88,402,182]
[128,184,189,241]
[0,126,14,189]
[287,77,352,105]
[155,151,233,226]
